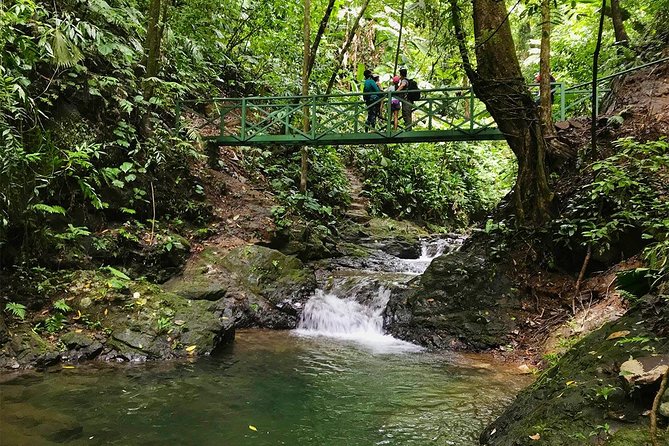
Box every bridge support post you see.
[206,141,219,169]
[559,83,565,122]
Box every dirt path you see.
[344,167,371,223]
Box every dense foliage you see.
[552,138,669,285]
[243,146,351,228]
[2,0,669,271]
[355,142,514,226]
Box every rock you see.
[60,331,94,349]
[2,402,83,442]
[386,244,520,349]
[65,271,235,361]
[619,355,669,385]
[0,313,8,345]
[273,223,338,261]
[7,329,63,369]
[164,245,317,328]
[660,402,669,418]
[480,296,669,445]
[378,238,421,259]
[162,247,233,301]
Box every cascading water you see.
[294,237,458,352]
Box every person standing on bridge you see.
[363,69,381,131]
[395,68,413,128]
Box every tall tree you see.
[393,0,406,75]
[591,0,607,155]
[610,0,629,47]
[325,0,372,95]
[306,0,337,80]
[538,0,555,138]
[451,0,553,224]
[142,0,170,135]
[300,0,312,193]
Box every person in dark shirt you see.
[362,69,381,131]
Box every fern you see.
[5,302,27,320]
[53,299,72,313]
[31,204,67,215]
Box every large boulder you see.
[163,245,317,328]
[386,244,520,349]
[63,273,235,361]
[481,295,669,446]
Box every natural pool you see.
[0,330,529,446]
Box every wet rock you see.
[377,238,421,259]
[60,331,104,360]
[64,271,235,361]
[5,328,63,369]
[0,313,8,345]
[481,296,669,446]
[273,223,338,261]
[164,245,317,328]
[386,244,519,349]
[2,402,83,443]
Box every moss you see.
[482,296,669,446]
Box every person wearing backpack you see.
[396,68,419,128]
[362,69,381,131]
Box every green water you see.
[0,330,529,446]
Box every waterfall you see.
[295,286,421,353]
[399,237,454,274]
[294,237,458,352]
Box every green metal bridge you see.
[175,59,667,146]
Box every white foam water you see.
[294,237,462,353]
[399,237,453,274]
[294,288,422,353]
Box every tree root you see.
[650,366,669,446]
[572,245,592,314]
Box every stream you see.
[0,238,530,445]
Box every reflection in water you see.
[0,331,529,446]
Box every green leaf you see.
[103,266,131,281]
[31,204,66,215]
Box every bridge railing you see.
[176,84,604,145]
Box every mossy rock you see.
[63,271,234,361]
[162,247,233,300]
[0,270,236,367]
[222,245,316,305]
[1,402,83,443]
[164,245,316,328]
[481,295,669,446]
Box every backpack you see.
[407,79,420,101]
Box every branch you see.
[650,366,668,446]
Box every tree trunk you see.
[306,0,336,80]
[143,0,170,136]
[393,0,406,75]
[592,0,606,155]
[539,0,555,138]
[325,0,372,95]
[300,0,311,193]
[610,0,629,47]
[451,0,553,225]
